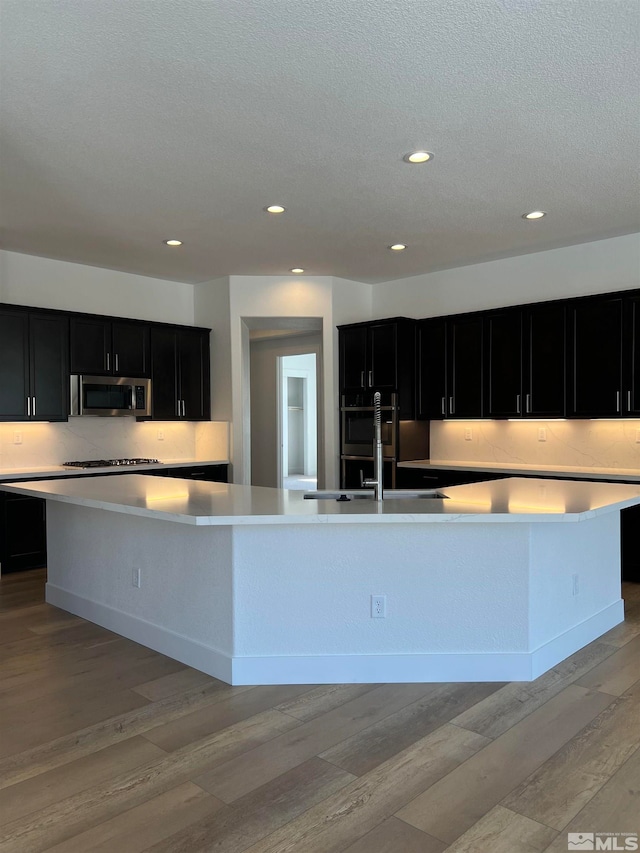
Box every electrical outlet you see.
[371,594,387,618]
[13,432,22,445]
[464,428,473,441]
[157,430,165,441]
[132,568,141,588]
[538,428,547,442]
[572,573,579,596]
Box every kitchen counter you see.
[4,474,640,525]
[9,474,639,686]
[398,459,640,482]
[0,458,229,482]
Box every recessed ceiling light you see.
[403,151,434,164]
[290,268,304,274]
[389,243,407,251]
[163,239,183,246]
[265,205,286,214]
[522,210,547,220]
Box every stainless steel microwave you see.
[70,375,151,417]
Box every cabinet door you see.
[112,322,150,377]
[368,323,397,390]
[0,310,29,420]
[569,297,623,417]
[29,314,69,421]
[0,492,47,572]
[339,327,368,391]
[150,327,179,419]
[625,295,640,415]
[525,302,566,417]
[448,316,483,418]
[70,317,111,374]
[179,329,210,420]
[484,309,522,418]
[417,319,447,419]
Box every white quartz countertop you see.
[398,459,640,482]
[0,459,229,482]
[3,474,640,526]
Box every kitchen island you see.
[3,474,640,685]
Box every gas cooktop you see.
[63,458,161,469]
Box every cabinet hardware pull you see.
[106,352,110,371]
[616,390,620,413]
[32,396,36,417]
[177,398,180,417]
[27,397,31,416]
[115,353,119,372]
[628,390,632,411]
[516,394,521,414]
[368,370,372,388]
[526,393,530,413]
[360,371,364,388]
[449,396,455,414]
[182,400,186,417]
[441,396,446,415]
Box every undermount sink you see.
[303,489,448,501]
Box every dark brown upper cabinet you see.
[484,309,523,418]
[338,319,416,418]
[0,308,69,422]
[70,317,150,377]
[483,302,567,419]
[624,293,640,416]
[417,317,447,419]
[418,314,484,419]
[568,295,623,417]
[150,326,210,421]
[447,314,483,418]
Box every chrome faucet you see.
[363,391,384,501]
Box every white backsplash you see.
[431,420,640,471]
[0,419,229,469]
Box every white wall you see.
[224,275,372,487]
[0,250,195,324]
[372,233,640,319]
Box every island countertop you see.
[4,474,640,526]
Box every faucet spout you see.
[363,391,384,501]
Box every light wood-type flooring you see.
[1,568,639,852]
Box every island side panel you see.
[45,502,235,681]
[230,521,532,684]
[528,510,624,678]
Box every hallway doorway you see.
[279,353,317,490]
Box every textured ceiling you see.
[1,0,639,284]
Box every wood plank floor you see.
[1,568,639,852]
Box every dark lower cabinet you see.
[150,464,228,482]
[0,492,47,573]
[341,459,396,489]
[395,467,504,489]
[621,504,640,582]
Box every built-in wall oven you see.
[341,393,399,488]
[341,393,398,458]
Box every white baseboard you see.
[46,584,233,683]
[529,600,624,679]
[46,584,624,686]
